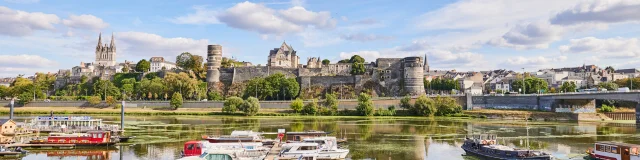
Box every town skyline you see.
[2,0,640,77]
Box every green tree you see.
[400,96,412,110]
[560,81,578,92]
[349,55,365,63]
[176,52,195,70]
[135,59,151,72]
[434,96,462,116]
[208,91,223,101]
[350,62,366,75]
[243,73,299,100]
[87,96,101,106]
[321,59,330,65]
[170,92,183,110]
[356,93,374,116]
[121,65,129,73]
[17,92,32,105]
[414,95,436,116]
[80,75,88,83]
[93,80,120,100]
[290,98,304,113]
[303,99,318,115]
[605,66,615,73]
[223,96,243,113]
[164,72,199,99]
[0,85,9,100]
[598,82,619,91]
[512,77,549,94]
[549,87,557,93]
[242,97,260,116]
[324,93,338,114]
[338,59,349,63]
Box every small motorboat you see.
[278,142,349,160]
[589,141,640,160]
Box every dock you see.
[2,143,75,149]
[0,152,21,157]
[265,141,282,160]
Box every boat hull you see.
[462,148,552,160]
[31,142,117,146]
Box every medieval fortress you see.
[206,42,427,97]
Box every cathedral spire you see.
[424,53,429,72]
[96,32,103,50]
[110,32,116,51]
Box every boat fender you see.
[489,140,495,145]
[481,140,487,145]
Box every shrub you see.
[241,97,260,116]
[600,104,615,113]
[87,96,101,106]
[290,98,304,113]
[400,96,412,110]
[17,93,32,105]
[324,93,338,114]
[223,96,244,113]
[114,104,122,109]
[414,95,436,116]
[170,93,183,110]
[302,99,318,115]
[105,96,116,107]
[434,96,462,116]
[356,93,374,116]
[388,105,396,115]
[208,91,223,101]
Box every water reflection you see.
[9,115,640,160]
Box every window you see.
[205,154,232,160]
[98,133,103,138]
[612,146,618,154]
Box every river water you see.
[12,116,640,160]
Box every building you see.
[149,57,176,72]
[0,119,16,136]
[306,57,322,68]
[267,42,299,68]
[616,68,640,78]
[95,33,117,66]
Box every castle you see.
[207,43,427,97]
[95,33,117,66]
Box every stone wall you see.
[299,76,355,89]
[231,66,298,83]
[553,99,596,113]
[471,96,543,110]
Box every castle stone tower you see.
[403,57,425,95]
[95,33,117,66]
[206,45,222,83]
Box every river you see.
[11,115,640,160]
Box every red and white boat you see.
[589,141,640,160]
[31,130,116,146]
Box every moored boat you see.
[181,141,269,157]
[588,141,640,160]
[178,148,267,160]
[31,130,116,146]
[278,142,349,160]
[462,135,552,160]
[204,130,264,143]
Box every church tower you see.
[95,33,117,66]
[423,54,429,72]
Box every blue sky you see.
[1,0,640,77]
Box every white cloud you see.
[0,54,57,68]
[502,55,567,68]
[340,33,393,42]
[279,6,336,29]
[116,31,210,59]
[487,22,562,49]
[169,6,219,25]
[62,14,109,31]
[218,2,303,35]
[298,28,342,47]
[396,40,430,52]
[3,0,38,4]
[0,6,60,36]
[559,37,640,58]
[550,0,640,26]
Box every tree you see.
[170,92,183,110]
[176,52,195,70]
[105,96,116,107]
[338,59,349,63]
[350,62,366,75]
[356,93,374,116]
[349,55,365,63]
[605,66,615,73]
[121,65,129,73]
[290,98,304,113]
[164,72,199,99]
[549,87,557,93]
[324,93,338,114]
[223,96,243,113]
[321,59,330,65]
[135,59,151,72]
[208,91,223,101]
[414,95,436,116]
[598,82,619,91]
[243,73,299,100]
[302,99,318,115]
[93,80,120,100]
[434,96,462,116]
[560,81,577,92]
[400,96,412,110]
[87,96,101,106]
[0,85,9,100]
[242,97,260,116]
[221,57,245,68]
[17,92,32,105]
[512,77,549,94]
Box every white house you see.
[149,57,177,72]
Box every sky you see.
[2,0,640,77]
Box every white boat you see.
[178,148,267,160]
[182,141,269,157]
[279,139,349,160]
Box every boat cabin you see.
[183,141,265,157]
[0,119,16,136]
[205,130,263,143]
[285,131,328,142]
[47,130,111,144]
[593,141,640,160]
[181,149,266,160]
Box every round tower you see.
[403,57,425,96]
[206,45,222,83]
